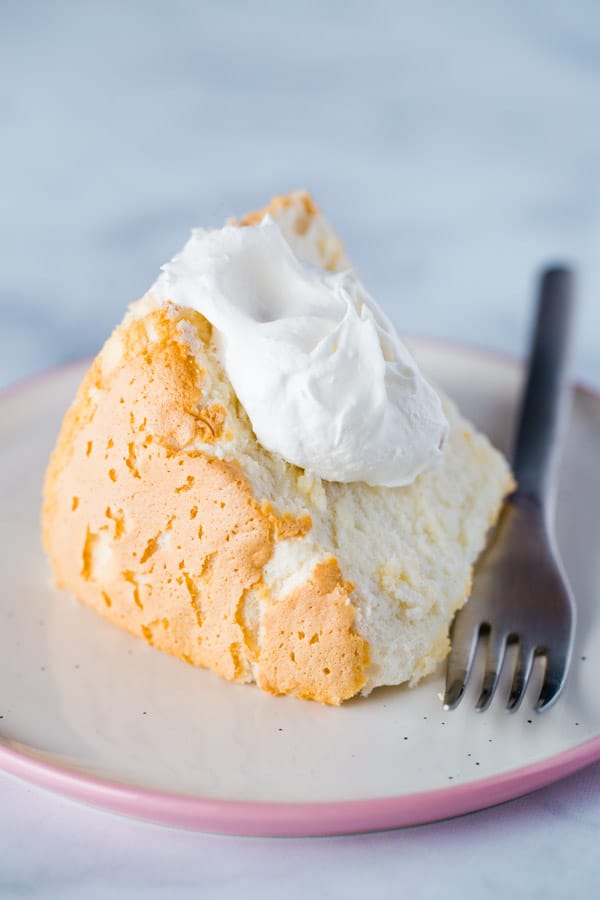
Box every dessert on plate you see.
[42,191,514,705]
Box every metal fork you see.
[444,267,577,713]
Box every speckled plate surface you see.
[1,340,599,835]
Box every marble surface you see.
[1,1,600,896]
[1,762,600,899]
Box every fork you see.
[444,266,577,713]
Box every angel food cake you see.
[42,191,513,705]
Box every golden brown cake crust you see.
[257,559,369,705]
[231,189,346,272]
[234,189,317,228]
[42,306,369,703]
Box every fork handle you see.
[511,266,576,510]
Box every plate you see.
[1,340,599,836]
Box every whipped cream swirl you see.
[151,219,448,487]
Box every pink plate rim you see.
[1,735,600,836]
[1,341,599,836]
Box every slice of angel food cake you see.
[43,190,513,705]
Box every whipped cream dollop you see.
[151,219,448,487]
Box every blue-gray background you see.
[1,0,599,391]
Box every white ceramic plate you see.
[1,340,599,836]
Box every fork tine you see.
[475,630,508,712]
[535,650,568,712]
[506,642,535,712]
[443,621,482,710]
